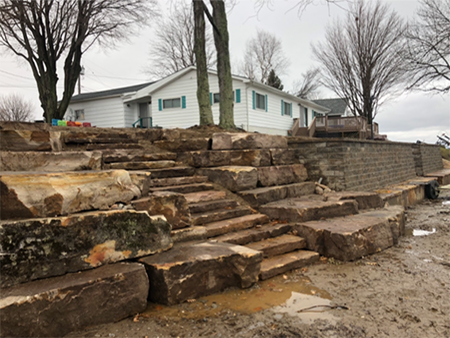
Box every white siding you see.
[65,96,126,128]
[124,103,139,127]
[151,69,247,129]
[246,86,296,136]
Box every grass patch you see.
[440,146,450,160]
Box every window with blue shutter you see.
[265,95,268,112]
[281,100,284,116]
[182,96,186,109]
[236,89,241,103]
[252,91,255,109]
[210,92,213,106]
[158,99,162,111]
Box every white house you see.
[65,66,330,135]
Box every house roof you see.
[70,82,155,103]
[312,98,347,116]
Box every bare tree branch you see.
[293,67,321,99]
[0,94,34,122]
[312,0,407,122]
[402,0,450,93]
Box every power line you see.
[0,69,34,80]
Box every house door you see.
[139,103,150,128]
[304,107,308,127]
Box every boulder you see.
[270,148,303,165]
[102,149,177,163]
[129,171,152,197]
[153,138,210,152]
[178,149,271,168]
[0,210,172,287]
[0,130,52,151]
[326,191,385,210]
[257,164,308,187]
[0,151,102,172]
[0,262,149,338]
[198,166,257,192]
[212,133,288,150]
[63,130,136,144]
[132,191,191,230]
[106,160,175,170]
[140,241,262,305]
[293,206,405,261]
[0,170,140,220]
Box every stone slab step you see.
[150,175,208,188]
[211,132,288,150]
[215,223,292,245]
[293,206,405,261]
[171,226,207,244]
[0,262,149,338]
[86,143,142,150]
[424,168,450,186]
[259,251,320,280]
[245,234,306,258]
[150,182,214,194]
[256,164,307,187]
[153,138,210,152]
[0,210,172,288]
[101,149,177,163]
[184,190,227,204]
[189,199,239,214]
[259,197,358,223]
[205,214,270,238]
[192,206,253,226]
[139,241,262,305]
[325,191,384,210]
[238,182,316,208]
[106,160,176,170]
[148,166,196,179]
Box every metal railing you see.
[132,117,152,128]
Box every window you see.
[163,98,181,109]
[283,101,292,116]
[256,93,265,110]
[212,91,236,104]
[75,109,85,120]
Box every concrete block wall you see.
[412,143,443,176]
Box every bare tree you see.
[293,67,321,99]
[241,29,290,84]
[0,0,158,122]
[312,0,407,126]
[403,0,450,93]
[0,94,34,122]
[253,0,349,17]
[147,3,215,80]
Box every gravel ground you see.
[67,188,450,338]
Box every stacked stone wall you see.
[412,143,443,176]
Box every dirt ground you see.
[67,188,450,338]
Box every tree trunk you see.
[193,0,214,125]
[210,0,234,130]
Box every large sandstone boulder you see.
[101,149,177,163]
[257,164,308,187]
[0,130,52,151]
[0,151,102,172]
[212,133,288,150]
[140,241,262,305]
[0,262,149,338]
[132,191,191,230]
[198,166,257,192]
[0,210,172,287]
[0,170,140,219]
[178,149,271,167]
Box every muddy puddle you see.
[140,273,340,324]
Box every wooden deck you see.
[290,116,379,139]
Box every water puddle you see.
[141,273,339,324]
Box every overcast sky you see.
[1,0,448,144]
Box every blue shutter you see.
[252,91,255,109]
[182,96,186,109]
[236,89,241,103]
[265,95,268,112]
[290,103,293,117]
[210,92,213,106]
[281,100,284,116]
[158,99,162,111]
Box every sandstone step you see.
[198,166,257,192]
[259,250,320,280]
[86,143,142,150]
[184,190,227,204]
[189,199,239,214]
[238,182,316,208]
[424,168,450,186]
[171,226,207,243]
[0,170,140,220]
[106,160,176,170]
[101,149,177,163]
[204,214,270,238]
[150,182,214,194]
[259,196,358,223]
[0,210,172,288]
[211,132,288,150]
[148,166,196,179]
[215,223,292,245]
[245,234,306,258]
[325,191,384,210]
[178,149,271,168]
[150,175,208,188]
[65,134,137,144]
[0,151,102,172]
[1,130,53,151]
[153,138,209,152]
[293,206,405,261]
[139,241,262,305]
[0,262,149,338]
[192,206,254,226]
[256,164,307,187]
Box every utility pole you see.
[78,66,85,95]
